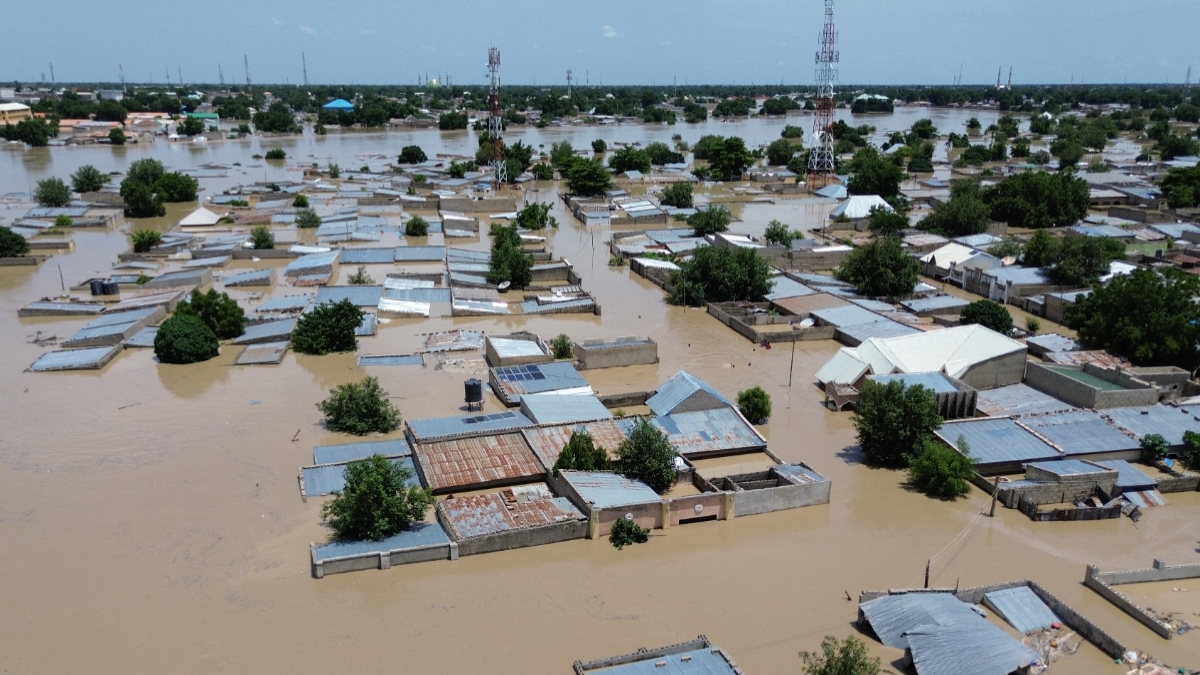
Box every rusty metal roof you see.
[1043,350,1128,368]
[521,420,629,469]
[416,433,544,492]
[439,491,584,539]
[650,407,765,457]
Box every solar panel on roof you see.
[528,365,541,373]
[532,372,545,380]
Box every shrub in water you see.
[154,314,220,364]
[320,454,434,541]
[317,376,401,435]
[292,298,363,355]
[610,517,650,549]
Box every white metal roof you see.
[819,324,1025,382]
[179,207,221,227]
[815,349,870,386]
[828,195,892,219]
[920,243,978,268]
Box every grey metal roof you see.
[256,295,312,312]
[1025,333,1080,354]
[847,297,901,313]
[454,299,510,314]
[869,372,960,394]
[1019,409,1141,456]
[773,463,829,484]
[71,306,157,331]
[581,647,740,675]
[520,298,596,314]
[20,301,106,316]
[489,337,546,359]
[449,271,492,287]
[447,261,490,273]
[811,304,888,327]
[646,371,733,416]
[1103,404,1200,446]
[314,439,411,465]
[304,455,419,497]
[284,250,339,276]
[935,419,1057,466]
[184,255,231,268]
[494,362,591,399]
[312,521,450,563]
[235,341,289,365]
[859,592,980,649]
[905,619,1038,675]
[561,471,662,508]
[1024,459,1108,476]
[1092,460,1158,488]
[393,245,446,262]
[223,268,274,287]
[407,410,534,442]
[974,384,1073,417]
[838,320,921,344]
[985,266,1050,285]
[123,326,158,348]
[899,295,970,314]
[356,313,377,336]
[316,285,383,307]
[358,354,424,367]
[520,394,613,425]
[383,287,451,303]
[792,273,851,287]
[446,247,489,262]
[765,276,816,301]
[339,247,396,265]
[232,318,296,345]
[652,407,765,456]
[28,345,121,372]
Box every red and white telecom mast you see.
[487,47,506,190]
[806,0,839,190]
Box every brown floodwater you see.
[1,116,1198,674]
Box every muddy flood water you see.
[1,112,1197,674]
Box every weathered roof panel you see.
[561,471,661,509]
[936,418,1056,466]
[304,455,419,497]
[1103,404,1200,446]
[646,371,733,416]
[312,522,449,563]
[314,439,412,465]
[440,492,585,540]
[521,420,628,469]
[416,432,544,492]
[652,407,765,457]
[407,410,534,442]
[905,619,1038,675]
[1019,409,1141,456]
[858,592,979,649]
[974,384,1073,417]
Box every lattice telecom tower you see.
[487,47,506,189]
[806,0,839,190]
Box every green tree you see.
[1141,433,1169,463]
[292,194,309,208]
[405,215,429,237]
[513,202,557,230]
[835,237,919,298]
[591,138,607,153]
[317,377,401,436]
[530,163,554,180]
[737,386,772,423]
[108,127,126,145]
[122,181,165,218]
[667,245,772,306]
[908,437,974,500]
[687,205,732,236]
[487,224,534,288]
[959,299,1014,334]
[0,117,58,146]
[799,635,881,675]
[660,182,693,208]
[609,146,652,174]
[852,379,943,467]
[617,418,678,494]
[53,214,73,228]
[296,208,321,229]
[985,171,1089,229]
[705,136,753,181]
[846,147,903,201]
[71,165,106,193]
[910,118,938,140]
[1067,267,1200,368]
[644,142,684,165]
[250,226,274,250]
[549,333,573,359]
[781,124,805,139]
[94,99,127,123]
[1050,139,1085,168]
[179,116,205,137]
[130,229,163,252]
[320,454,434,541]
[398,145,427,163]
[0,226,31,258]
[766,138,797,166]
[252,102,300,133]
[610,518,650,549]
[565,158,613,196]
[292,299,364,355]
[35,177,71,207]
[348,266,375,285]
[553,431,612,474]
[1022,230,1060,267]
[156,172,198,202]
[153,314,220,364]
[264,148,286,160]
[765,219,795,245]
[1181,432,1200,471]
[446,159,474,178]
[1046,235,1124,287]
[921,179,991,240]
[1157,133,1200,161]
[1161,167,1200,209]
[867,206,909,238]
[174,289,246,339]
[550,140,576,168]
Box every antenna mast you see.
[487,47,506,189]
[1007,66,1012,89]
[218,64,225,87]
[303,52,310,93]
[1186,66,1193,91]
[244,54,252,90]
[806,0,839,190]
[178,67,183,88]
[120,64,126,93]
[50,63,55,85]
[567,69,572,98]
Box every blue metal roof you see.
[224,268,274,287]
[1019,410,1141,456]
[124,326,158,348]
[314,439,411,465]
[520,394,613,425]
[339,248,396,265]
[1103,404,1200,446]
[905,618,1038,675]
[285,251,339,276]
[651,408,765,456]
[869,372,960,394]
[562,471,662,508]
[408,410,534,442]
[27,346,120,372]
[393,245,446,262]
[312,521,449,563]
[1092,459,1158,488]
[321,98,355,111]
[1024,459,1108,476]
[765,276,816,301]
[257,295,312,312]
[231,318,296,345]
[936,419,1057,466]
[584,647,740,675]
[646,371,733,416]
[859,592,980,649]
[356,313,377,336]
[304,455,419,496]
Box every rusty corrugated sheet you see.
[521,420,629,469]
[1044,350,1129,368]
[416,433,543,492]
[440,492,584,539]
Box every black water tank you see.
[465,378,483,404]
[103,280,121,295]
[89,279,105,296]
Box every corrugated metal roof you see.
[339,247,397,265]
[900,295,970,314]
[383,287,451,303]
[235,341,289,365]
[580,647,740,675]
[358,354,424,367]
[284,251,339,276]
[27,345,121,372]
[314,439,412,465]
[773,463,829,484]
[765,276,816,301]
[829,195,891,219]
[1024,459,1109,476]
[521,420,628,469]
[906,619,1038,675]
[1103,404,1200,446]
[520,394,613,425]
[815,349,869,386]
[646,371,733,416]
[936,418,1057,466]
[1020,410,1141,456]
[256,295,312,312]
[303,455,419,496]
[1092,460,1158,489]
[838,320,921,344]
[416,432,544,492]
[377,298,430,316]
[1123,489,1169,508]
[811,304,888,327]
[123,326,158,348]
[231,318,296,345]
[316,285,383,307]
[859,592,981,649]
[312,522,450,563]
[561,471,662,508]
[520,298,596,314]
[440,492,585,539]
[845,324,1026,381]
[408,410,533,442]
[985,266,1050,285]
[1044,350,1126,368]
[1025,333,1080,354]
[652,407,765,457]
[493,362,591,400]
[772,292,850,317]
[393,245,446,262]
[847,297,901,313]
[356,313,377,336]
[446,247,490,262]
[489,337,546,359]
[224,268,274,287]
[422,330,484,353]
[869,372,960,394]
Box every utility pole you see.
[806,0,839,190]
[166,66,170,87]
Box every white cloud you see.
[602,25,623,39]
[271,17,283,26]
[299,25,315,34]
[658,40,672,47]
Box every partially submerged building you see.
[573,336,658,369]
[435,485,588,556]
[489,361,593,407]
[484,332,553,367]
[572,636,743,675]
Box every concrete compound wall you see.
[706,302,835,343]
[1156,474,1200,492]
[1084,562,1190,640]
[998,474,1118,509]
[730,475,832,516]
[665,490,728,526]
[1025,362,1159,409]
[439,196,516,213]
[785,248,851,272]
[311,541,455,578]
[596,391,654,408]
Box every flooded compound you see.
[1,113,1198,675]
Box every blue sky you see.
[7,0,1197,86]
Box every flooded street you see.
[1,111,1197,674]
